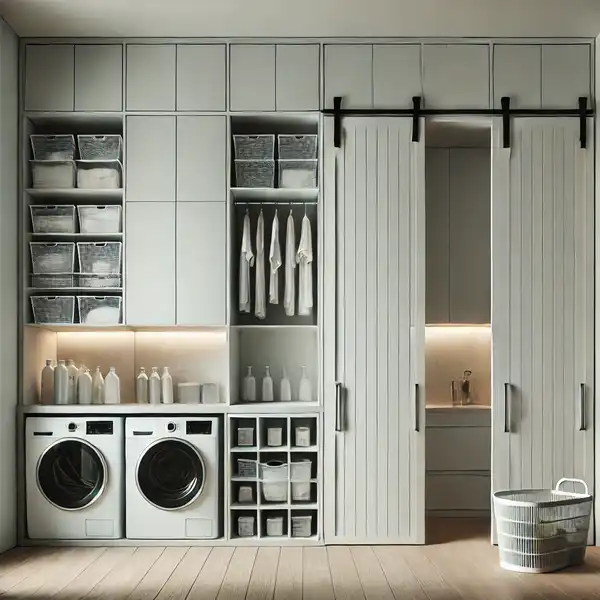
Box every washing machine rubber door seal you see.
[36,438,107,511]
[136,438,206,510]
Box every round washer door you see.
[37,439,107,511]
[136,439,206,510]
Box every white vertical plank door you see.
[323,117,425,544]
[491,118,594,543]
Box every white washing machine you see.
[125,416,221,539]
[25,416,123,540]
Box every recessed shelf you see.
[231,188,318,202]
[20,403,228,414]
[231,476,258,482]
[232,325,318,330]
[258,446,289,452]
[30,233,123,241]
[27,287,123,294]
[231,446,258,452]
[24,112,123,128]
[26,189,123,201]
[230,503,258,510]
[230,402,320,414]
[291,446,318,452]
[24,323,227,333]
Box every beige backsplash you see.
[425,326,491,406]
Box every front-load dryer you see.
[26,416,123,540]
[125,416,220,539]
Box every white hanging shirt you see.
[284,212,296,316]
[269,211,282,304]
[239,212,254,313]
[255,211,266,319]
[296,214,313,316]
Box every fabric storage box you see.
[31,296,75,324]
[237,516,255,537]
[30,135,75,161]
[295,427,311,447]
[260,460,289,481]
[31,273,75,289]
[291,515,312,537]
[262,481,288,502]
[292,482,311,502]
[77,296,122,325]
[266,516,284,537]
[30,205,76,234]
[178,382,201,404]
[237,427,255,447]
[77,135,122,160]
[278,135,318,160]
[77,160,122,189]
[77,273,121,289]
[78,206,122,234]
[267,428,283,447]
[238,486,254,504]
[77,242,122,274]
[290,459,312,481]
[233,135,275,160]
[237,458,257,478]
[234,160,275,188]
[278,160,318,189]
[30,242,75,274]
[31,161,76,189]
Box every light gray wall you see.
[0,17,19,554]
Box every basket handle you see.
[555,478,589,495]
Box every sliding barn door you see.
[492,118,594,541]
[323,117,425,544]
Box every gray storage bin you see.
[77,135,122,160]
[30,135,75,161]
[30,205,76,234]
[31,296,75,324]
[77,242,122,274]
[78,206,122,234]
[31,161,76,189]
[237,516,255,537]
[237,458,258,478]
[233,135,275,160]
[278,135,318,160]
[30,273,75,289]
[278,160,318,189]
[291,515,312,538]
[235,160,275,188]
[77,160,122,189]
[30,242,76,274]
[77,273,122,289]
[77,296,122,325]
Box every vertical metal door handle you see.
[335,382,343,432]
[579,383,586,431]
[415,383,420,432]
[504,383,510,433]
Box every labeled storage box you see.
[77,135,122,160]
[31,296,75,324]
[31,161,76,189]
[291,515,312,537]
[278,160,317,189]
[77,242,122,274]
[278,135,318,160]
[233,135,275,160]
[30,135,75,161]
[30,205,76,234]
[235,160,275,188]
[237,516,255,537]
[77,296,122,325]
[237,458,257,478]
[77,160,122,189]
[78,206,122,234]
[30,242,75,274]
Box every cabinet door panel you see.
[126,44,176,110]
[75,44,123,111]
[25,44,74,111]
[276,44,320,111]
[126,116,176,203]
[423,44,489,108]
[230,44,275,111]
[177,203,226,326]
[177,116,226,203]
[373,44,422,108]
[177,44,226,111]
[493,45,541,109]
[324,45,372,109]
[125,203,176,326]
[542,44,591,108]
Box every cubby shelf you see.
[26,188,123,200]
[30,233,123,241]
[231,188,318,201]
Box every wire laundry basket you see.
[493,478,592,573]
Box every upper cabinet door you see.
[230,44,275,111]
[25,44,74,111]
[126,44,176,111]
[493,45,541,109]
[276,44,320,111]
[423,44,490,109]
[177,44,226,111]
[75,45,123,112]
[324,44,372,109]
[373,44,422,108]
[541,44,591,109]
[177,116,227,202]
[126,116,176,203]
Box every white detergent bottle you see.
[78,369,92,405]
[104,367,120,404]
[92,367,105,405]
[161,367,174,404]
[67,359,78,404]
[40,359,54,405]
[280,367,292,402]
[242,366,256,402]
[136,367,149,404]
[298,366,312,402]
[262,366,274,402]
[149,367,161,404]
[54,360,68,405]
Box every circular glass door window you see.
[137,439,205,510]
[37,440,106,510]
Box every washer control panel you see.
[86,421,114,435]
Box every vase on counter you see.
[149,367,161,404]
[54,360,68,405]
[242,366,256,402]
[40,359,54,405]
[136,367,149,404]
[92,367,104,405]
[280,367,292,402]
[262,366,274,402]
[78,369,92,405]
[161,367,173,404]
[104,367,120,404]
[67,359,78,405]
[298,366,312,402]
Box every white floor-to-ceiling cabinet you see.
[323,117,426,544]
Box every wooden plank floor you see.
[3,520,600,599]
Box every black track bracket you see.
[501,97,511,149]
[333,96,342,148]
[579,96,587,149]
[412,96,422,142]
